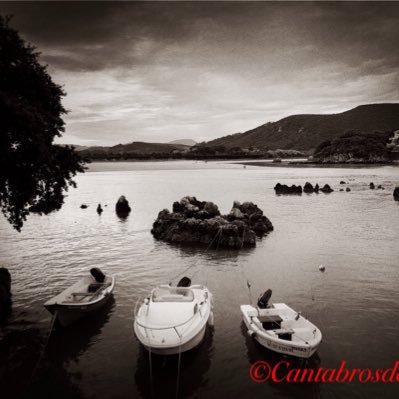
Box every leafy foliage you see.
[0,16,85,230]
[313,130,392,160]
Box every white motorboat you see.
[241,289,322,358]
[44,268,115,327]
[134,278,214,355]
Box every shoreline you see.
[85,158,399,168]
[236,161,399,168]
[84,157,307,163]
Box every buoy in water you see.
[319,265,325,272]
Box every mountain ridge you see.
[204,103,399,151]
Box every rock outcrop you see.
[394,187,399,201]
[0,268,11,322]
[320,184,334,193]
[115,195,131,215]
[275,182,334,194]
[151,196,273,248]
[303,182,314,193]
[274,183,302,195]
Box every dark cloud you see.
[1,1,398,145]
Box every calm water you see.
[1,161,398,399]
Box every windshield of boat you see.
[152,286,194,302]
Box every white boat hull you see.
[44,275,115,327]
[46,293,112,326]
[134,284,213,355]
[137,322,208,355]
[241,304,321,359]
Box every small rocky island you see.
[274,182,333,194]
[151,196,273,248]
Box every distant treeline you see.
[82,147,307,161]
[313,131,394,162]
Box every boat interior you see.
[52,276,112,305]
[250,306,318,344]
[152,286,195,302]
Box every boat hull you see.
[243,317,318,358]
[44,275,115,327]
[241,304,321,359]
[134,285,213,355]
[138,323,208,355]
[45,292,112,327]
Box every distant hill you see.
[60,144,89,151]
[205,104,399,151]
[168,139,196,146]
[80,141,190,159]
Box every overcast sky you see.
[1,1,399,146]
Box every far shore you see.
[85,158,399,168]
[236,160,399,168]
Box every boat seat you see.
[248,309,286,318]
[272,328,295,335]
[72,292,97,297]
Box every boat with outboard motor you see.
[44,268,115,327]
[241,289,322,358]
[134,277,214,355]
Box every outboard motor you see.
[90,267,106,283]
[257,289,272,309]
[177,276,191,287]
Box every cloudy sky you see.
[1,1,399,145]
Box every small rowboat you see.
[44,268,115,327]
[134,277,214,355]
[241,289,322,358]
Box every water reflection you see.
[135,326,214,399]
[170,242,257,260]
[21,297,116,399]
[47,296,115,365]
[241,322,322,398]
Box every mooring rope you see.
[171,227,223,284]
[28,310,57,383]
[147,330,155,399]
[175,341,182,399]
[238,227,253,305]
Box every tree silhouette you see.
[0,15,85,231]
